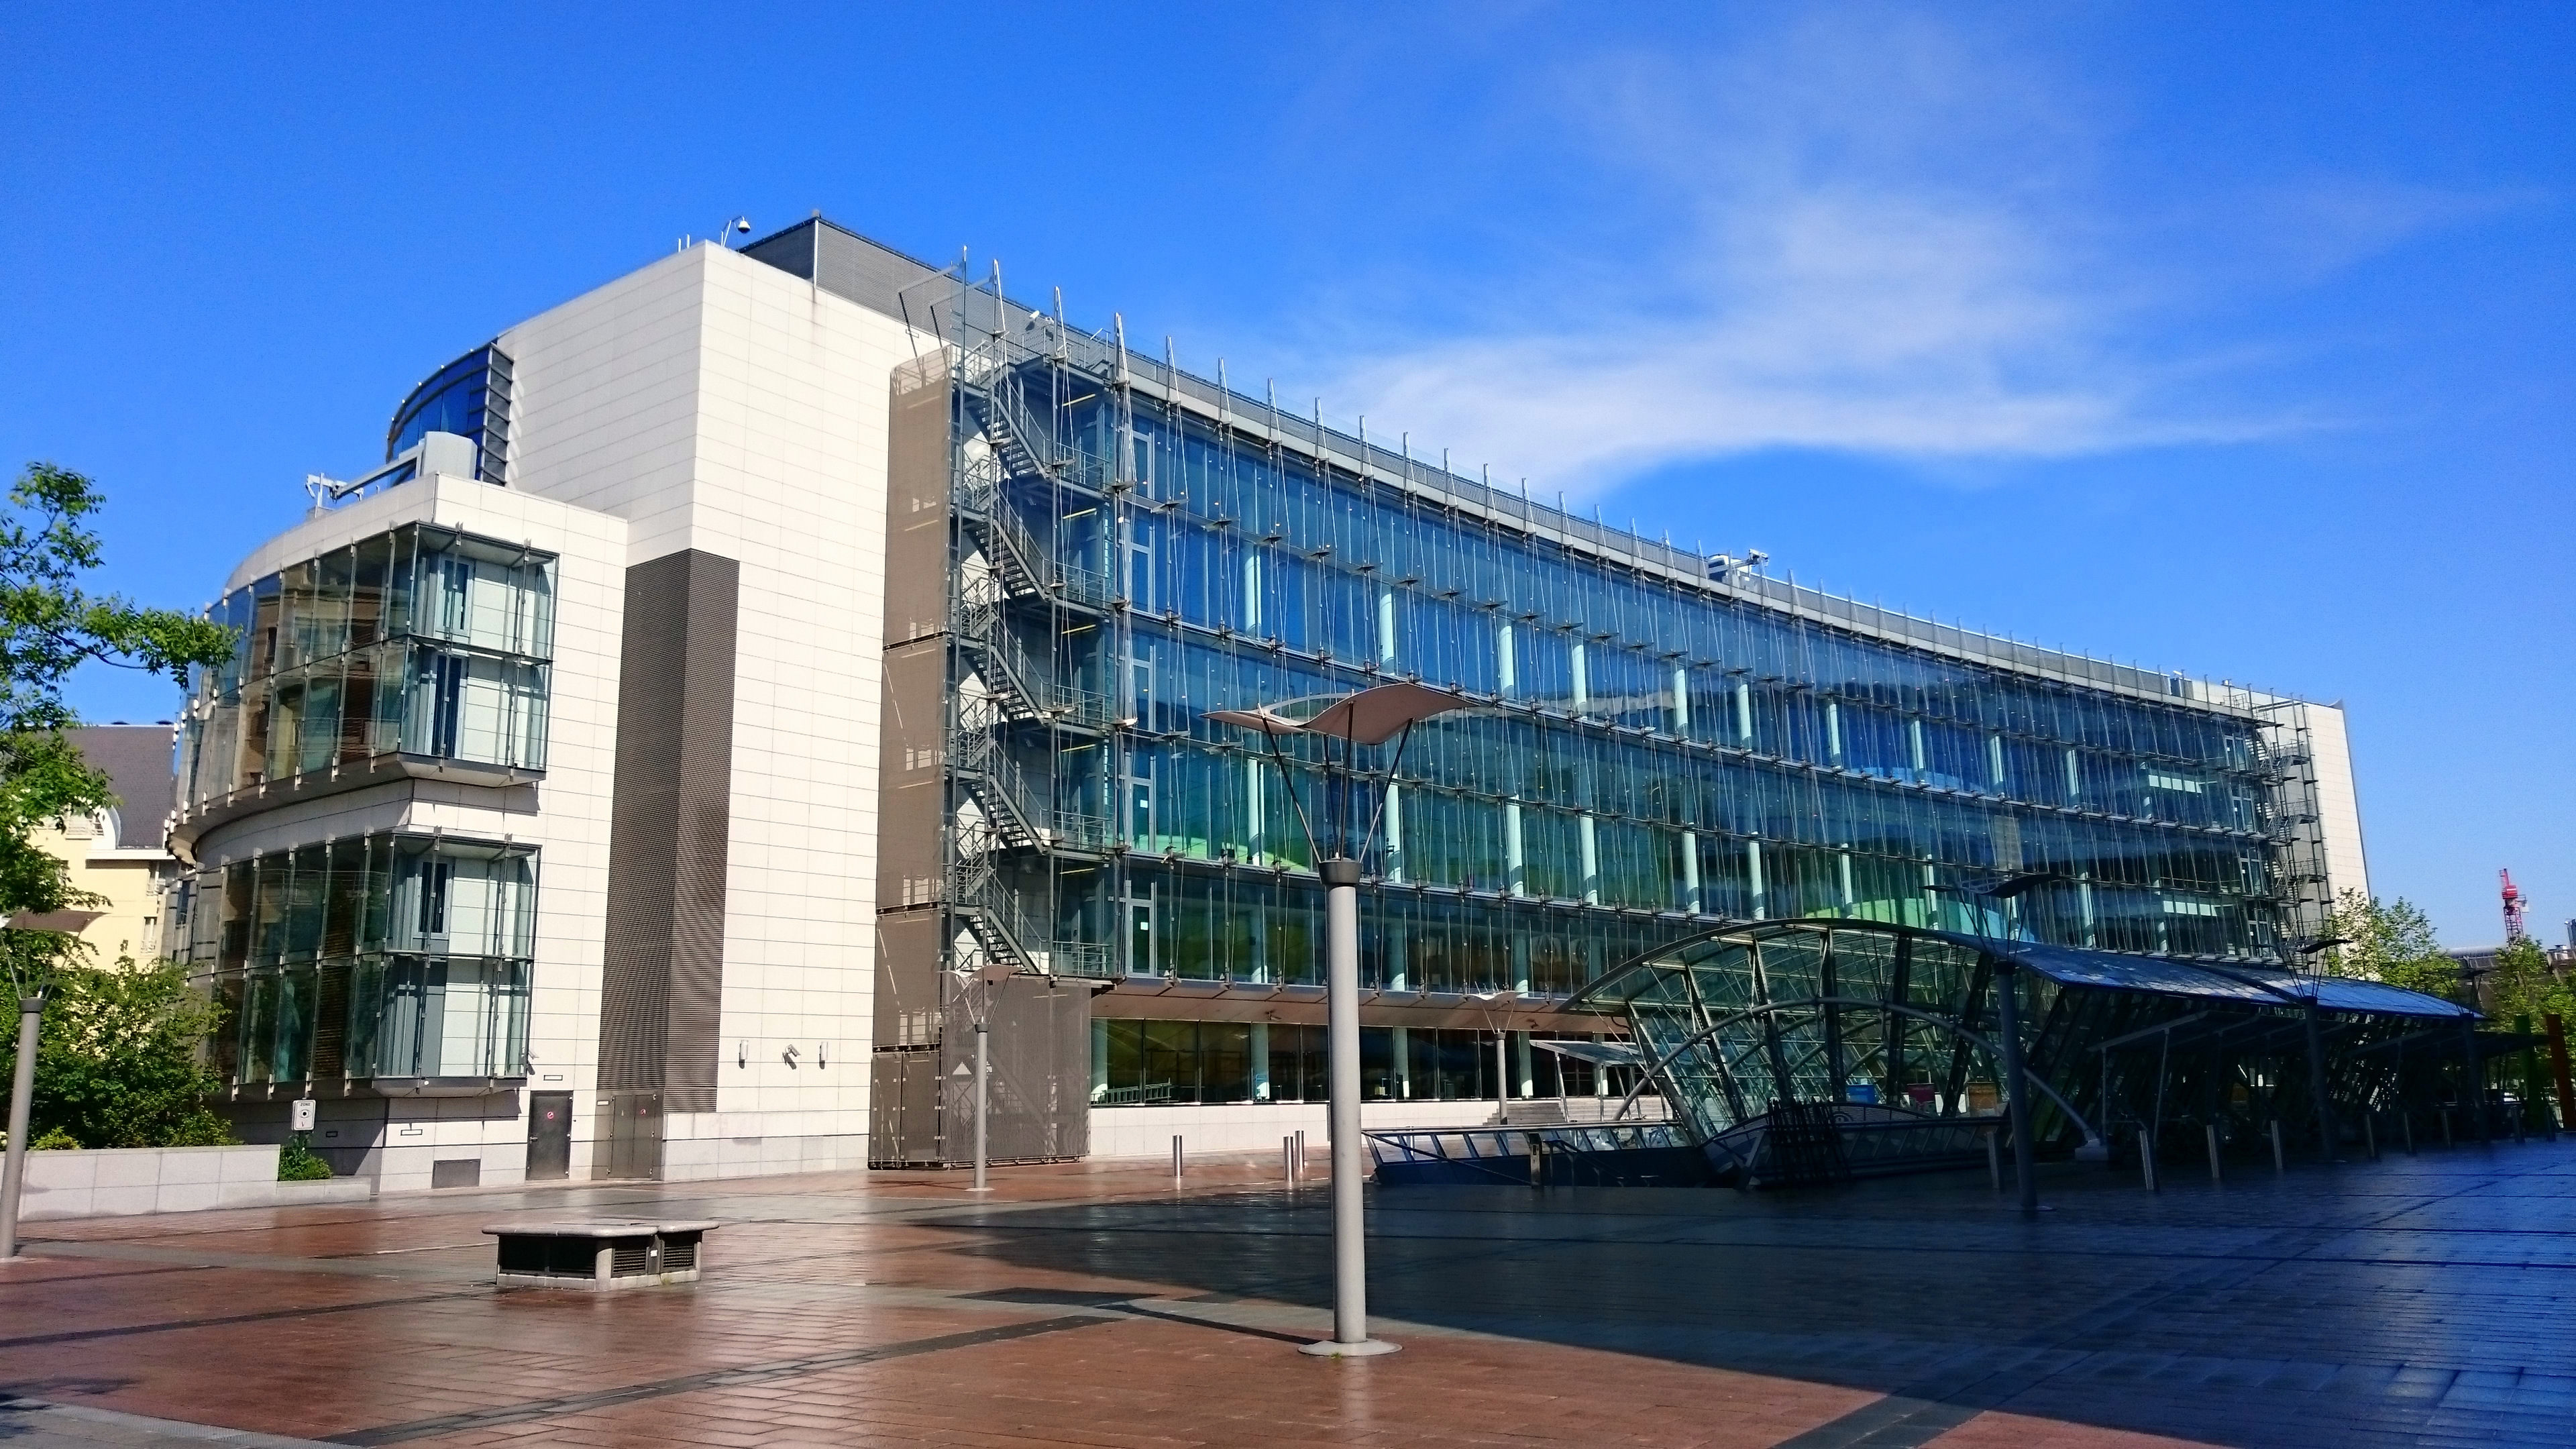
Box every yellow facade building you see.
[36,724,180,967]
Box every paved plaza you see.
[3,1136,2573,1448]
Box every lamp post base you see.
[1299,1338,1402,1358]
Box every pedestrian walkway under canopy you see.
[1553,917,2487,1185]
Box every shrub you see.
[0,959,237,1149]
[277,1140,333,1181]
[32,1125,80,1149]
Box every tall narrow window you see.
[429,653,465,757]
[434,554,472,636]
[416,859,453,937]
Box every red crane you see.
[2501,868,2528,942]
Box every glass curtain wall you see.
[178,525,555,812]
[949,329,2301,1004]
[166,833,537,1085]
[386,344,514,484]
[1093,1022,1628,1105]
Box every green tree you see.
[2318,888,2460,1001]
[1,462,232,956]
[0,462,235,1145]
[1,957,233,1147]
[2485,937,2574,1031]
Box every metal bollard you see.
[2440,1110,2453,1148]
[2269,1120,2285,1173]
[2206,1123,2223,1184]
[1295,1129,1308,1181]
[2515,1105,2527,1144]
[2402,1111,2414,1155]
[2363,1112,2377,1162]
[1529,1135,1544,1189]
[1986,1129,2002,1193]
[1173,1135,1185,1185]
[2139,1128,2158,1193]
[1283,1135,1296,1185]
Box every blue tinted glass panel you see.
[388,348,489,462]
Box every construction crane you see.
[2500,868,2528,942]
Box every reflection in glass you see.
[178,524,555,812]
[167,833,537,1083]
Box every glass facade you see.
[386,344,514,483]
[167,832,537,1085]
[1093,1021,1625,1105]
[938,303,2320,1021]
[178,524,556,813]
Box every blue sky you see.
[3,3,2567,947]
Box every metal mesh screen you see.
[934,977,1091,1165]
[597,550,739,1112]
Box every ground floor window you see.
[1090,1020,1635,1106]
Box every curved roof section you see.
[1567,918,2473,1021]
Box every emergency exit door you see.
[525,1091,572,1181]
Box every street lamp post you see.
[2,909,101,1262]
[954,959,1012,1194]
[1209,682,1469,1358]
[1,989,42,1260]
[1469,990,1521,1125]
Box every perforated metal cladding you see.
[875,641,947,914]
[596,550,740,1114]
[875,354,953,1053]
[868,1048,943,1165]
[884,357,953,646]
[936,977,1092,1163]
[873,911,943,1049]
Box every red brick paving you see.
[3,1157,1886,1447]
[8,1144,2576,1446]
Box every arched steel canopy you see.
[1560,916,2475,1162]
[1567,918,2473,1021]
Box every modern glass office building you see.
[164,217,2372,1185]
[861,248,2364,1146]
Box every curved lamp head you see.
[1206,682,1470,747]
[6,910,103,934]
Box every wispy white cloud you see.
[1292,10,2512,496]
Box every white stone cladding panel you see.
[688,249,910,1140]
[496,243,923,1161]
[500,248,713,564]
[2303,703,2371,907]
